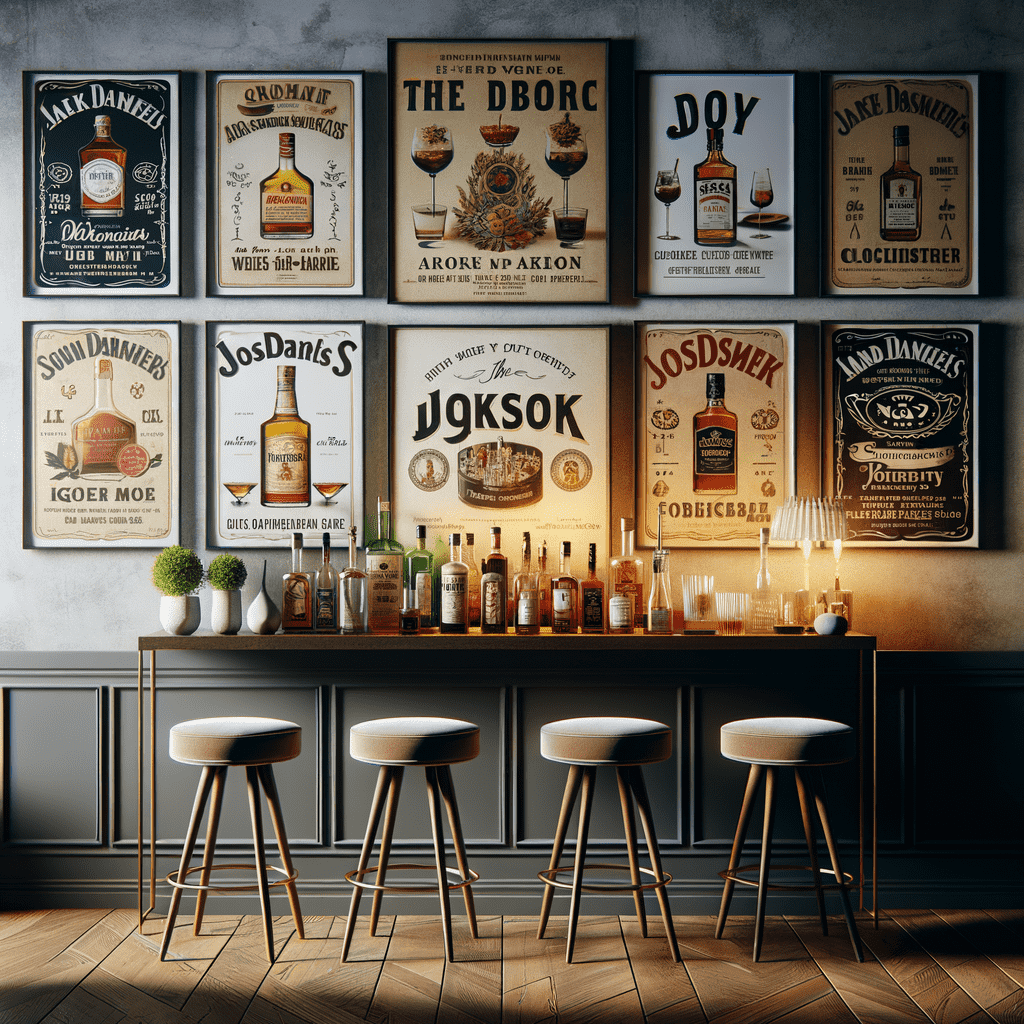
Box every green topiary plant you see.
[207,553,247,591]
[151,546,205,597]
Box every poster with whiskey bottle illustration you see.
[635,72,795,297]
[637,322,795,547]
[823,322,979,546]
[390,326,610,566]
[23,322,179,548]
[24,73,180,296]
[207,322,364,548]
[209,72,364,296]
[824,74,978,294]
[388,39,609,303]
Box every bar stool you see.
[342,717,480,963]
[537,717,680,963]
[716,716,864,962]
[159,717,304,963]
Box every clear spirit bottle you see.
[439,533,469,634]
[647,509,673,635]
[514,532,540,635]
[610,518,645,631]
[551,541,579,634]
[366,498,404,634]
[282,531,314,632]
[260,132,313,238]
[339,525,368,634]
[580,542,605,633]
[260,365,310,507]
[537,539,553,628]
[464,532,481,627]
[315,531,339,633]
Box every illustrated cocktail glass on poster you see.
[411,124,453,245]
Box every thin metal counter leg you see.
[137,648,143,932]
[150,650,156,926]
[537,764,583,939]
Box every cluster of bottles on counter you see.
[278,500,736,637]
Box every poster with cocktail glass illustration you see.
[206,322,364,548]
[208,71,363,295]
[635,72,795,296]
[388,39,609,303]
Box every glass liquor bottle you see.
[315,531,339,633]
[514,532,540,636]
[366,498,404,634]
[399,584,419,636]
[880,124,922,242]
[537,540,553,628]
[750,526,774,632]
[440,533,469,634]
[79,115,126,218]
[647,510,673,635]
[693,372,738,494]
[580,542,605,633]
[694,127,736,246]
[282,531,313,632]
[551,541,579,634]
[480,527,508,633]
[610,518,645,632]
[464,532,482,627]
[260,365,310,507]
[339,525,369,634]
[260,132,314,238]
[71,357,137,476]
[405,525,434,631]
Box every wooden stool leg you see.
[258,763,304,940]
[753,766,778,963]
[566,766,596,964]
[616,767,648,938]
[715,763,763,939]
[629,765,681,963]
[342,765,393,963]
[794,766,828,937]
[812,770,865,963]
[245,765,275,963]
[369,766,403,937]
[537,764,583,939]
[193,765,227,935]
[159,765,216,960]
[437,765,478,938]
[426,765,455,962]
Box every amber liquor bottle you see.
[282,532,314,632]
[260,365,310,507]
[580,543,605,633]
[880,124,922,242]
[609,518,644,631]
[513,532,540,636]
[693,372,737,494]
[551,541,579,634]
[693,127,736,246]
[71,357,137,476]
[79,115,127,218]
[260,132,314,238]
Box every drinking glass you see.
[223,482,255,506]
[411,125,453,224]
[313,482,347,505]
[682,574,716,633]
[654,169,681,240]
[545,117,587,211]
[714,592,748,635]
[553,207,587,248]
[749,168,773,238]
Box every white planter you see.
[246,560,282,634]
[211,589,242,635]
[159,594,201,636]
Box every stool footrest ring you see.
[718,862,853,892]
[538,862,672,894]
[346,862,479,895]
[167,861,298,894]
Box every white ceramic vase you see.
[159,594,201,636]
[211,589,242,635]
[246,560,282,634]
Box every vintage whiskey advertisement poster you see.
[210,72,363,295]
[636,73,795,296]
[389,40,608,303]
[24,73,180,295]
[208,322,364,548]
[391,326,609,563]
[25,322,179,548]
[825,74,978,294]
[637,323,795,547]
[824,323,978,545]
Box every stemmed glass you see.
[313,482,347,506]
[654,167,681,240]
[545,115,587,212]
[749,168,774,238]
[411,125,453,228]
[223,482,256,506]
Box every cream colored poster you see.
[389,40,608,303]
[26,322,178,547]
[638,323,794,547]
[826,74,977,294]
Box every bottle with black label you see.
[693,372,738,494]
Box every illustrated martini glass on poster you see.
[313,481,347,506]
[545,113,588,248]
[411,125,453,246]
[223,482,256,506]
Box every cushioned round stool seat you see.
[169,717,301,766]
[721,717,854,767]
[541,717,672,765]
[350,717,479,766]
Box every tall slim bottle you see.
[261,365,310,507]
[339,525,369,634]
[464,532,482,627]
[537,540,553,628]
[581,542,605,633]
[405,525,434,631]
[315,532,339,633]
[366,498,404,634]
[647,509,673,634]
[440,533,469,634]
[551,541,579,634]
[514,532,540,636]
[751,525,774,632]
[610,518,645,631]
[282,532,313,632]
[480,527,507,633]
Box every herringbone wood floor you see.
[1,908,1022,1023]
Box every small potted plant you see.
[152,546,205,635]
[207,553,248,635]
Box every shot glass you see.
[412,203,447,242]
[714,592,748,635]
[682,574,716,633]
[553,206,587,248]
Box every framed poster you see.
[208,71,364,296]
[823,322,978,546]
[636,72,795,296]
[391,326,610,563]
[24,72,180,296]
[636,322,795,547]
[824,73,978,295]
[23,322,179,548]
[207,322,364,548]
[388,39,609,303]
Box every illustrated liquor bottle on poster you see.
[24,73,180,296]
